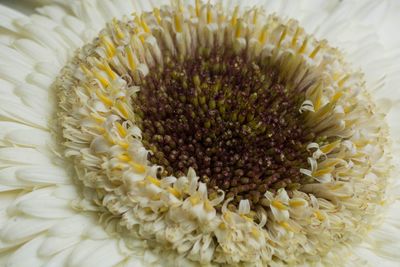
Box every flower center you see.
[134,49,310,207]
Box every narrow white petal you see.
[37,5,72,24]
[0,215,55,244]
[16,193,75,219]
[38,236,80,257]
[0,147,51,166]
[0,64,31,84]
[47,215,94,237]
[0,167,29,189]
[6,236,45,267]
[13,38,60,63]
[0,191,15,224]
[96,0,121,21]
[4,128,51,148]
[0,43,33,67]
[17,166,71,185]
[0,101,48,129]
[42,247,74,267]
[67,240,126,267]
[62,15,86,36]
[0,4,26,32]
[70,0,105,29]
[17,24,69,62]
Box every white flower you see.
[0,0,400,266]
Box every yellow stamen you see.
[93,126,106,133]
[144,207,153,213]
[151,194,161,201]
[204,200,214,212]
[231,6,239,26]
[235,20,242,38]
[131,162,146,173]
[104,132,115,144]
[80,64,92,76]
[328,183,345,190]
[118,141,129,149]
[291,27,300,47]
[332,91,343,103]
[289,199,306,208]
[314,93,322,111]
[139,34,146,44]
[118,154,130,162]
[314,211,325,221]
[113,163,125,170]
[177,0,184,13]
[271,200,288,210]
[313,167,334,177]
[116,100,130,118]
[258,25,268,44]
[91,113,106,123]
[168,187,181,198]
[206,4,212,24]
[189,195,200,205]
[113,19,125,39]
[321,140,341,154]
[95,89,113,106]
[223,212,231,221]
[140,15,151,33]
[159,206,168,213]
[174,14,183,32]
[251,227,260,238]
[125,46,137,71]
[298,37,308,54]
[241,215,253,222]
[279,221,293,231]
[309,45,321,59]
[93,70,110,88]
[277,27,287,47]
[338,75,349,88]
[147,176,161,186]
[153,8,161,24]
[195,0,201,17]
[319,158,344,169]
[253,9,258,24]
[100,36,116,58]
[115,122,127,137]
[103,62,117,80]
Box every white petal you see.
[6,236,45,267]
[13,38,60,63]
[42,247,74,267]
[0,122,51,148]
[0,101,48,129]
[0,148,52,166]
[67,240,126,267]
[17,166,71,185]
[47,215,94,237]
[38,236,80,257]
[0,215,55,245]
[0,4,26,32]
[0,166,29,189]
[16,193,75,219]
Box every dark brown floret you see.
[133,49,310,209]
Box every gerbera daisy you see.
[0,0,399,266]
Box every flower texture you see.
[0,0,399,267]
